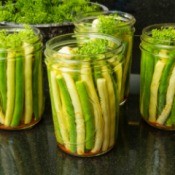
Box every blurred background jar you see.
[45,33,124,156]
[74,10,136,105]
[0,26,44,130]
[140,23,175,130]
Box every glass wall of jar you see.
[45,33,124,156]
[140,23,175,130]
[0,26,44,130]
[74,10,136,105]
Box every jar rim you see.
[141,23,175,46]
[0,25,42,60]
[0,25,41,35]
[0,25,42,45]
[45,32,123,64]
[74,10,136,28]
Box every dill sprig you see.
[0,25,39,49]
[152,27,175,40]
[77,39,107,57]
[0,0,101,24]
[97,15,123,35]
[151,27,175,45]
[95,14,131,36]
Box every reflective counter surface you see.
[0,75,175,175]
[1,0,175,174]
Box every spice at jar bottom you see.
[140,23,175,130]
[45,33,124,156]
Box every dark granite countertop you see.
[1,1,175,175]
[0,75,175,175]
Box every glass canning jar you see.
[140,23,175,130]
[0,26,44,130]
[45,33,124,156]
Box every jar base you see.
[0,118,42,130]
[57,143,115,157]
[142,117,175,131]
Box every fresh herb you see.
[151,27,175,45]
[57,39,109,59]
[93,14,131,36]
[97,15,123,35]
[0,0,101,24]
[0,25,39,49]
[77,39,107,56]
[152,27,175,40]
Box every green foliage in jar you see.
[151,26,175,45]
[77,39,108,56]
[0,25,39,49]
[91,14,132,36]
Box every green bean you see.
[23,42,33,124]
[32,42,43,120]
[156,65,175,124]
[158,52,175,115]
[11,54,24,127]
[101,65,116,147]
[112,63,121,138]
[76,81,95,150]
[0,49,7,114]
[114,62,122,101]
[97,78,110,152]
[62,72,85,155]
[140,51,147,115]
[38,57,44,118]
[4,50,16,126]
[149,59,166,122]
[32,50,40,120]
[56,75,77,153]
[81,63,103,153]
[140,48,155,119]
[49,71,67,146]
